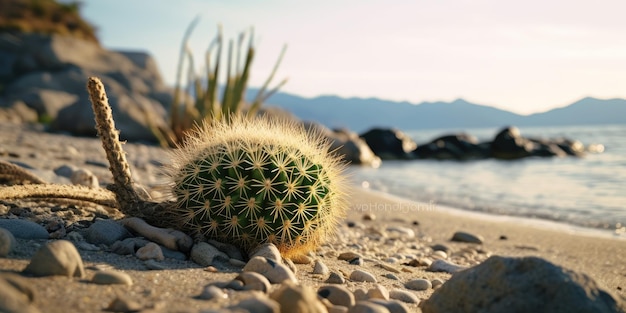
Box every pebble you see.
[350,270,377,283]
[349,257,364,265]
[229,258,246,267]
[74,241,100,251]
[328,306,349,313]
[362,213,376,221]
[325,271,346,284]
[427,259,467,273]
[23,240,85,277]
[431,278,444,289]
[0,219,49,239]
[53,164,78,177]
[248,243,282,263]
[105,296,143,312]
[0,273,39,313]
[313,259,330,275]
[386,226,415,239]
[283,257,298,274]
[368,299,410,313]
[348,301,390,313]
[243,256,297,284]
[110,237,150,255]
[271,283,327,313]
[451,231,484,244]
[388,289,420,304]
[229,297,280,313]
[338,252,362,261]
[431,250,447,260]
[367,284,389,300]
[136,242,164,261]
[144,259,167,270]
[196,285,227,300]
[160,245,187,260]
[0,227,16,257]
[430,243,450,252]
[70,168,99,188]
[405,278,432,291]
[384,273,399,280]
[235,272,271,293]
[206,239,245,261]
[190,242,230,266]
[85,220,131,245]
[318,285,355,307]
[353,288,368,301]
[92,270,133,285]
[290,254,313,264]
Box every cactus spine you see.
[167,117,347,257]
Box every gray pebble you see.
[191,242,230,266]
[384,273,399,280]
[243,256,297,284]
[85,220,130,245]
[430,243,450,252]
[318,285,355,307]
[53,164,78,178]
[368,299,410,313]
[427,259,467,273]
[207,239,245,261]
[405,278,431,291]
[160,245,187,260]
[388,289,420,304]
[313,259,330,275]
[325,271,346,284]
[235,271,271,293]
[92,270,133,285]
[144,259,167,270]
[350,270,377,283]
[0,227,16,257]
[23,240,84,277]
[136,242,164,261]
[196,285,227,300]
[229,258,246,267]
[74,241,100,251]
[248,243,282,263]
[110,237,150,255]
[70,168,99,188]
[451,231,484,244]
[229,297,280,313]
[0,219,48,239]
[348,301,390,313]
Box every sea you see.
[348,124,626,237]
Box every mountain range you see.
[253,92,626,133]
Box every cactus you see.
[166,116,347,257]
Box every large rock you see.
[414,133,490,160]
[0,33,172,141]
[304,121,381,167]
[360,128,417,160]
[420,256,626,313]
[490,126,534,159]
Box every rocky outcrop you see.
[304,122,381,167]
[360,128,416,160]
[0,33,171,141]
[413,133,490,160]
[421,256,626,313]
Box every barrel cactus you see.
[166,117,347,257]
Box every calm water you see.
[349,124,626,234]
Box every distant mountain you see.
[249,91,626,133]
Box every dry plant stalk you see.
[0,160,47,184]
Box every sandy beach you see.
[1,123,625,312]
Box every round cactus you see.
[166,117,347,257]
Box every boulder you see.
[0,33,172,141]
[304,121,381,167]
[420,256,626,313]
[490,126,534,159]
[414,133,490,160]
[360,128,417,160]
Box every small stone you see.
[272,283,327,313]
[405,278,431,291]
[363,213,376,221]
[313,259,330,275]
[338,252,362,261]
[427,259,467,273]
[325,271,346,284]
[348,301,389,313]
[318,285,355,307]
[230,297,280,313]
[350,270,377,283]
[384,273,399,280]
[353,289,368,301]
[243,256,297,284]
[105,296,143,312]
[229,258,246,267]
[0,227,16,257]
[248,243,282,263]
[431,250,447,260]
[54,164,78,178]
[160,245,187,260]
[367,284,389,300]
[191,242,230,266]
[431,278,444,289]
[85,220,130,245]
[235,271,271,293]
[290,254,313,264]
[70,168,99,188]
[388,289,420,304]
[0,219,48,239]
[136,242,164,261]
[0,273,39,313]
[283,257,298,274]
[430,244,450,252]
[499,235,508,240]
[196,285,227,300]
[23,240,84,277]
[74,241,100,251]
[110,237,150,255]
[451,231,484,244]
[92,270,133,285]
[206,239,245,261]
[328,306,349,313]
[368,299,410,313]
[144,259,167,270]
[349,257,364,265]
[386,226,415,238]
[376,263,400,273]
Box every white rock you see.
[388,289,420,304]
[386,226,415,239]
[70,168,99,188]
[367,284,389,300]
[243,256,297,284]
[92,270,133,285]
[235,271,271,293]
[318,285,355,307]
[248,243,282,263]
[348,301,390,313]
[405,278,432,291]
[350,270,377,283]
[427,259,467,273]
[136,242,164,261]
[313,259,330,275]
[23,240,84,277]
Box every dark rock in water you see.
[414,133,490,160]
[490,126,534,159]
[420,256,626,313]
[360,128,417,160]
[304,122,381,167]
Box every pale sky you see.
[81,0,626,115]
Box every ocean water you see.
[348,124,626,235]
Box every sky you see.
[80,0,626,115]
